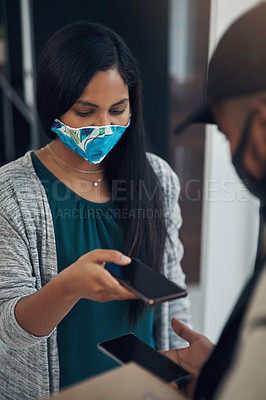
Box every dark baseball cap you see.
[174,2,266,134]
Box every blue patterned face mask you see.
[51,116,131,164]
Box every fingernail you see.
[121,255,131,262]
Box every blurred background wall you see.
[0,0,261,342]
[192,0,260,341]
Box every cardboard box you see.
[47,362,186,400]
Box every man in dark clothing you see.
[165,3,266,399]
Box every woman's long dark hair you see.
[37,21,167,326]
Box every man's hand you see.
[163,318,214,398]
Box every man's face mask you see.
[51,116,131,164]
[232,113,266,202]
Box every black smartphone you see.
[105,257,188,305]
[98,333,191,384]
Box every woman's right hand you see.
[15,249,136,337]
[62,249,136,303]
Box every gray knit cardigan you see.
[0,151,191,400]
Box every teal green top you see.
[31,152,155,389]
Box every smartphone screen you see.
[105,258,188,304]
[98,333,191,384]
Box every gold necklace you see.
[46,143,104,174]
[42,146,104,187]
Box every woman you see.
[0,22,191,399]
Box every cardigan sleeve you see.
[163,167,192,349]
[0,177,52,349]
[147,153,192,350]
